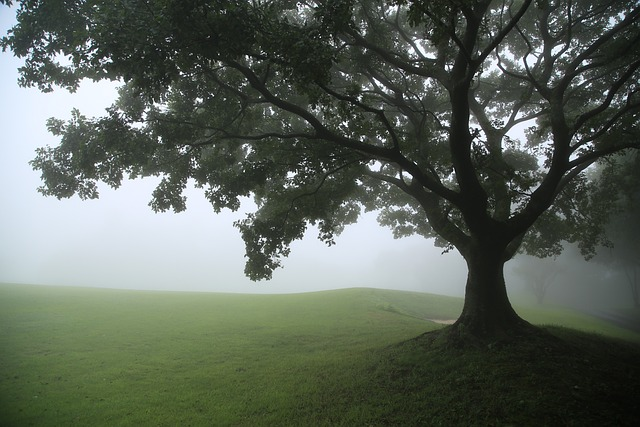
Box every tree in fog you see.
[512,256,564,305]
[593,153,640,308]
[606,212,640,308]
[3,0,640,341]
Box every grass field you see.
[1,283,639,426]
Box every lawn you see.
[1,283,638,425]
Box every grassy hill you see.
[1,284,638,426]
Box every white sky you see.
[0,8,468,295]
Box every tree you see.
[593,153,640,308]
[2,0,640,341]
[512,256,564,305]
[606,211,640,308]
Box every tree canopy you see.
[3,0,640,338]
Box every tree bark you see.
[451,239,536,343]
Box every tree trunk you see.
[451,240,536,343]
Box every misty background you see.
[0,9,630,310]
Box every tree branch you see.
[559,6,640,92]
[571,59,640,133]
[364,169,470,251]
[345,30,447,84]
[281,159,362,231]
[226,59,397,161]
[568,142,640,170]
[475,0,533,65]
[572,102,640,149]
[316,81,402,151]
[228,59,462,208]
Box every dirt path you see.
[427,318,457,325]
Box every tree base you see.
[419,317,555,350]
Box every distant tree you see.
[606,213,640,308]
[593,153,640,308]
[513,256,564,305]
[2,0,640,341]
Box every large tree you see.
[2,0,640,340]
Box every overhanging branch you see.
[364,168,470,250]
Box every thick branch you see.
[364,169,470,250]
[568,142,640,170]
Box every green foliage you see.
[1,284,639,426]
[2,0,640,281]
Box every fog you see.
[0,10,634,312]
[506,248,636,312]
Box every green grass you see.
[1,284,639,426]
